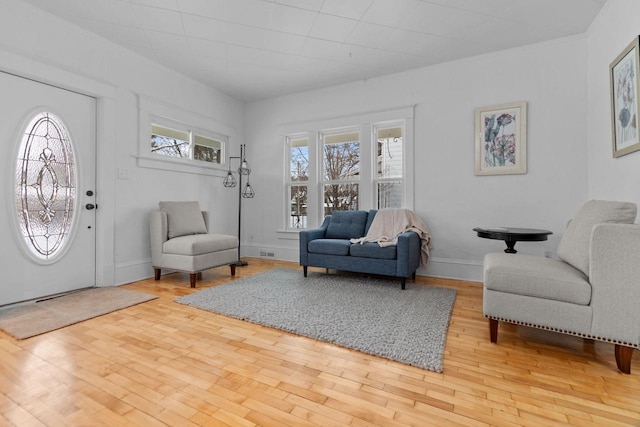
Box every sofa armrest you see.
[299,216,331,266]
[589,223,640,346]
[396,231,421,278]
[150,210,168,267]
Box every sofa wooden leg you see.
[401,278,406,290]
[489,318,499,343]
[230,264,236,276]
[189,273,197,288]
[615,344,634,374]
[303,266,308,277]
[154,268,161,281]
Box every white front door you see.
[0,71,97,306]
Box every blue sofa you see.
[299,210,422,289]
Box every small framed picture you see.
[610,36,640,158]
[475,102,527,176]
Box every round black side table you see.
[473,227,553,254]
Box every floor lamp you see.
[223,144,254,266]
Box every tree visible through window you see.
[283,112,410,230]
[150,123,224,164]
[322,131,360,216]
[288,136,309,228]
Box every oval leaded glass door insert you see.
[16,112,77,262]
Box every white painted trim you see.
[137,95,236,176]
[115,258,153,286]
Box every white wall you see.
[245,37,589,281]
[0,0,245,285]
[4,0,628,285]
[587,0,640,206]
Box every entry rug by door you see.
[0,287,157,339]
[176,268,456,373]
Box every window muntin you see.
[16,112,76,262]
[287,136,309,229]
[322,130,360,215]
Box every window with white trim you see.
[374,122,404,209]
[150,121,224,164]
[282,107,413,230]
[321,129,360,215]
[137,96,235,176]
[286,135,309,229]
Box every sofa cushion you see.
[556,200,637,276]
[325,210,369,239]
[350,242,397,260]
[163,234,238,256]
[308,239,351,256]
[159,201,208,239]
[484,253,592,305]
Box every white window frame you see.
[285,133,310,230]
[320,127,362,215]
[279,106,414,231]
[137,96,233,176]
[373,120,406,209]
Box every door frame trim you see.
[1,49,117,286]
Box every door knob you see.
[85,203,97,210]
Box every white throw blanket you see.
[351,209,432,268]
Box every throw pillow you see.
[557,200,637,276]
[159,201,207,239]
[326,210,369,239]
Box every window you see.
[282,107,414,230]
[151,124,190,158]
[287,135,309,229]
[193,134,222,164]
[138,97,234,176]
[150,122,224,164]
[321,129,360,215]
[375,123,403,209]
[16,112,76,262]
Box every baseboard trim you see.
[115,258,153,286]
[242,244,483,282]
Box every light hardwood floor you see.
[1,259,638,426]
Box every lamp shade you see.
[223,170,237,187]
[242,181,255,198]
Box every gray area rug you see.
[0,287,157,339]
[175,268,456,372]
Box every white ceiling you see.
[22,0,607,102]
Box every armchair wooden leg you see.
[489,318,499,343]
[615,344,634,374]
[189,273,197,288]
[303,266,308,277]
[401,278,406,290]
[230,264,236,276]
[154,268,161,281]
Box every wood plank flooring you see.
[0,259,638,426]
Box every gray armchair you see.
[150,201,238,288]
[483,200,639,373]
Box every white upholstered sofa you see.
[150,201,238,288]
[483,200,639,373]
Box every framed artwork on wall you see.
[475,102,527,176]
[610,36,640,158]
